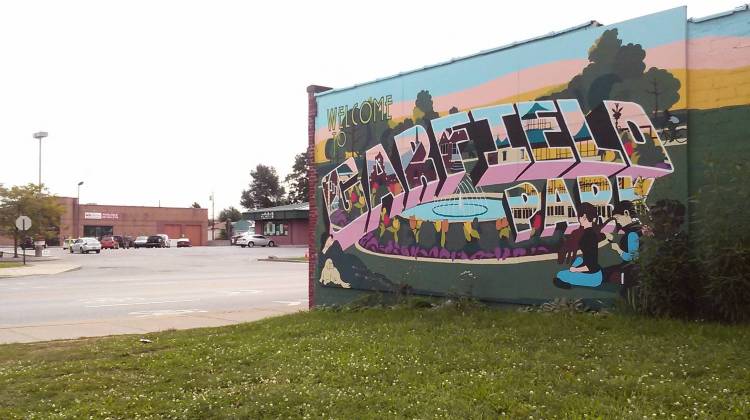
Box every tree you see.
[285,152,309,203]
[610,68,681,117]
[0,184,65,256]
[218,206,242,223]
[240,164,285,209]
[413,90,440,125]
[542,29,681,116]
[191,202,201,208]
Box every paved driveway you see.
[0,245,309,343]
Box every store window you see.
[263,222,288,236]
[83,225,113,239]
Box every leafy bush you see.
[633,159,750,323]
[633,223,699,319]
[691,159,750,323]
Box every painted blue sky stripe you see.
[689,6,750,38]
[316,7,687,127]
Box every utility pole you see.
[210,192,215,240]
[33,132,48,187]
[77,181,84,238]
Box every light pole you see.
[33,132,48,188]
[209,192,215,240]
[76,181,84,238]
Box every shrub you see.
[634,228,698,318]
[691,159,750,323]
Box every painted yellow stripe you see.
[687,66,750,109]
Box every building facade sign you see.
[84,212,119,220]
[260,211,275,220]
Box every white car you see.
[157,234,171,248]
[237,234,275,248]
[70,237,102,254]
[133,236,149,248]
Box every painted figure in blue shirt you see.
[603,200,642,290]
[553,202,602,289]
[607,201,641,261]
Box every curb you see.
[257,258,308,263]
[0,265,82,279]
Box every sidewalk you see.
[0,307,305,344]
[0,263,80,278]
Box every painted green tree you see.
[542,29,681,116]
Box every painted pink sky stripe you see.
[643,40,685,70]
[644,36,750,70]
[316,35,750,144]
[431,59,587,112]
[315,59,587,143]
[687,36,750,69]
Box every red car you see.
[100,236,119,250]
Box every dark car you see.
[176,238,192,247]
[145,235,166,248]
[19,237,34,250]
[19,237,46,250]
[113,235,134,249]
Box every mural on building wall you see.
[312,7,704,305]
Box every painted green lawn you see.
[0,307,748,418]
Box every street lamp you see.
[209,192,215,240]
[33,131,48,188]
[76,181,84,238]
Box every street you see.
[0,245,308,343]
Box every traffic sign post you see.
[15,215,32,265]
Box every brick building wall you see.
[307,85,331,308]
[0,198,208,246]
[253,219,309,246]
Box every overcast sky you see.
[0,0,740,214]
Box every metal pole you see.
[22,220,26,266]
[211,192,215,240]
[77,184,81,238]
[38,138,42,187]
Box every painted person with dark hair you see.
[553,202,602,289]
[607,200,642,262]
[602,200,642,290]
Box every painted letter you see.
[557,99,626,177]
[587,101,673,178]
[503,182,542,242]
[542,178,579,236]
[320,158,369,249]
[467,104,531,186]
[515,101,577,180]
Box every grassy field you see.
[0,262,22,269]
[0,306,748,418]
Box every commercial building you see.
[243,202,309,246]
[60,198,208,245]
[0,197,209,246]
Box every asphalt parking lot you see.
[0,245,308,343]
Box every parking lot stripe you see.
[85,299,199,308]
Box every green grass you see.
[0,262,22,269]
[0,307,748,418]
